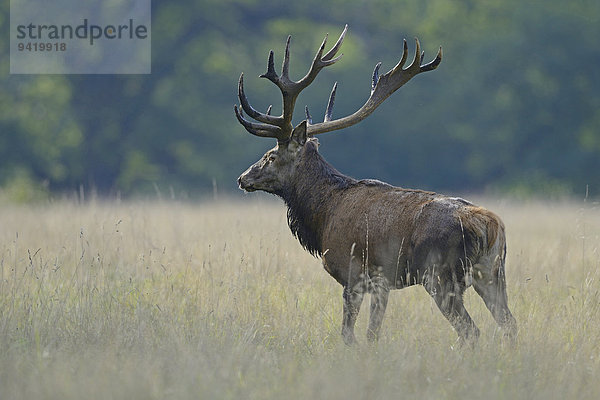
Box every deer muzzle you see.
[237,174,256,192]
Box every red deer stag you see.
[235,25,517,345]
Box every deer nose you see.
[237,175,248,190]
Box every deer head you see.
[236,25,442,194]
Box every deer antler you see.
[234,25,442,141]
[235,25,347,143]
[306,38,442,135]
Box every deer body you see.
[236,26,516,344]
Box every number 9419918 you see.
[18,42,67,52]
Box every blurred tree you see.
[0,0,598,198]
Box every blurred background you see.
[0,0,598,202]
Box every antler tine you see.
[372,62,382,94]
[324,82,338,122]
[395,39,409,72]
[238,74,282,125]
[323,24,347,61]
[305,106,313,124]
[315,34,329,65]
[420,47,442,72]
[234,105,284,138]
[281,35,292,81]
[390,38,417,76]
[260,50,279,83]
[406,38,422,71]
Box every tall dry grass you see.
[0,197,599,399]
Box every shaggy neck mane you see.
[277,141,355,256]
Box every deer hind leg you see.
[472,257,517,340]
[366,274,390,342]
[425,266,480,344]
[342,282,365,345]
[420,249,479,343]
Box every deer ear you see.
[291,120,308,146]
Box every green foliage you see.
[0,0,598,198]
[0,168,49,203]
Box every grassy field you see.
[1,197,599,399]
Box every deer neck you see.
[278,143,354,256]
